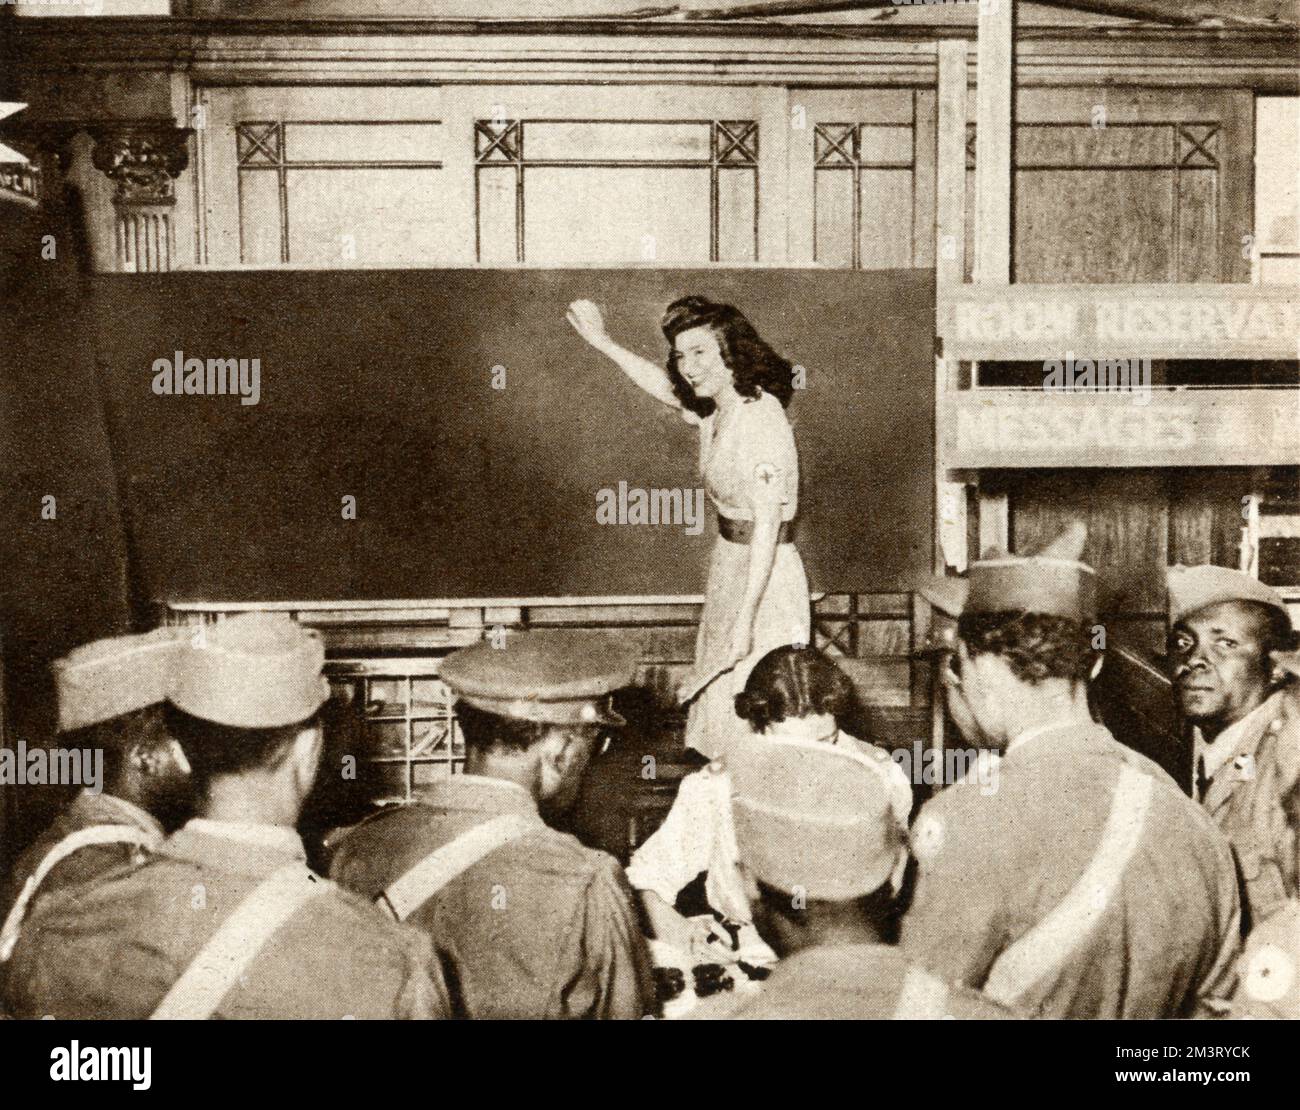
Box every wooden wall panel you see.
[1003,470,1170,617]
[1015,169,1177,283]
[967,88,1257,286]
[1177,169,1221,282]
[1167,469,1257,569]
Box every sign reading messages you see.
[941,389,1300,469]
[939,284,1300,361]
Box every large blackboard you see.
[91,269,934,601]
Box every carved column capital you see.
[89,121,192,207]
[87,122,192,272]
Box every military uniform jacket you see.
[1196,685,1300,929]
[899,723,1242,1019]
[688,945,1014,1020]
[0,790,162,927]
[3,821,449,1020]
[328,774,655,1019]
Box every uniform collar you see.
[415,773,540,819]
[1194,688,1287,791]
[67,789,164,840]
[1004,718,1103,759]
[772,943,900,982]
[162,818,307,877]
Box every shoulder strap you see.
[0,824,158,962]
[378,813,538,922]
[983,763,1155,1008]
[150,862,328,1020]
[891,965,951,1020]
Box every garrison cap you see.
[53,627,187,733]
[1166,564,1290,627]
[919,520,1096,627]
[728,736,907,902]
[437,629,638,727]
[170,613,329,729]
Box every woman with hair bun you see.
[624,645,912,963]
[567,295,811,760]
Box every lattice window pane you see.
[857,125,912,166]
[717,168,757,262]
[814,170,855,268]
[523,167,712,263]
[237,122,281,166]
[237,169,282,265]
[1017,124,1174,168]
[476,117,758,263]
[526,121,712,162]
[235,117,445,265]
[284,122,443,164]
[477,165,519,263]
[285,168,448,265]
[1256,98,1299,257]
[1178,124,1220,169]
[859,168,914,270]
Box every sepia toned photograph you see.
[0,0,1297,1076]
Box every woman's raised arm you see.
[566,300,683,411]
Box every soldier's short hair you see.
[1240,600,1299,657]
[454,700,553,754]
[958,610,1098,685]
[165,703,321,781]
[65,704,166,789]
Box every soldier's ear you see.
[534,726,571,775]
[288,722,324,787]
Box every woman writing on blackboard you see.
[567,296,810,760]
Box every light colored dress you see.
[626,731,912,934]
[682,391,811,760]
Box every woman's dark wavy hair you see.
[734,645,857,734]
[661,295,796,418]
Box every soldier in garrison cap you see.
[1166,564,1300,929]
[687,735,1011,1020]
[899,522,1242,1018]
[627,645,911,968]
[327,628,656,1019]
[0,629,194,978]
[4,614,451,1020]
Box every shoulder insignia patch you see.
[912,814,946,861]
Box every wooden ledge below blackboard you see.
[162,594,826,655]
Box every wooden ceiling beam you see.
[1028,0,1299,28]
[622,0,1298,29]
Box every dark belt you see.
[718,516,794,545]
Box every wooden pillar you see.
[89,122,192,273]
[935,40,971,577]
[972,0,1014,556]
[974,0,1015,285]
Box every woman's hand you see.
[725,618,754,669]
[566,299,610,350]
